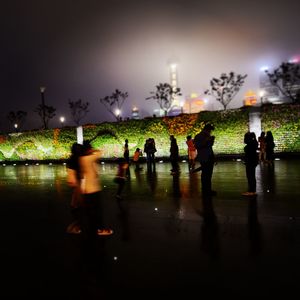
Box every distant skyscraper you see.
[243,90,257,106]
[131,107,140,119]
[183,93,205,113]
[283,59,300,101]
[169,63,179,103]
[259,59,300,104]
[259,68,281,104]
[167,57,181,116]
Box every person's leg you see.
[248,165,256,193]
[201,162,211,193]
[82,193,99,239]
[245,164,256,193]
[201,161,214,194]
[117,178,125,197]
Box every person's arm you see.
[67,168,78,187]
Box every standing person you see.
[79,140,113,238]
[133,148,142,171]
[170,135,180,175]
[114,157,129,200]
[123,139,130,177]
[265,131,275,166]
[242,132,259,196]
[194,123,216,196]
[66,142,83,234]
[186,135,197,171]
[258,131,266,163]
[144,138,156,171]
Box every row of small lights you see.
[1,158,281,167]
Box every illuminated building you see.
[167,57,182,116]
[131,106,140,119]
[284,58,300,100]
[183,93,205,113]
[259,67,281,104]
[259,58,300,104]
[243,90,257,106]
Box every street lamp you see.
[60,116,65,127]
[115,109,121,121]
[40,86,46,106]
[259,90,265,106]
[179,101,184,114]
[40,86,46,129]
[14,123,18,132]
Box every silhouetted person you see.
[194,123,216,196]
[242,132,258,196]
[144,138,156,172]
[265,131,275,166]
[170,135,180,175]
[258,131,266,163]
[123,139,130,177]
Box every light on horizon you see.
[288,58,299,64]
[170,63,177,71]
[259,90,265,98]
[260,66,269,72]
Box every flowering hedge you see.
[0,104,299,161]
[261,104,300,152]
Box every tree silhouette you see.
[99,89,128,121]
[7,110,27,132]
[205,72,247,110]
[68,99,90,126]
[34,104,56,129]
[146,83,182,116]
[265,62,300,104]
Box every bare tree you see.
[146,83,182,116]
[99,89,128,121]
[265,62,300,104]
[34,104,56,129]
[205,72,247,110]
[68,99,90,126]
[7,110,27,132]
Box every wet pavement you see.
[1,158,300,298]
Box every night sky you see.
[1,0,299,131]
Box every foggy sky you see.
[1,0,300,132]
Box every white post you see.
[76,126,83,144]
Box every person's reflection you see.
[259,163,276,194]
[247,196,262,256]
[115,192,131,241]
[265,163,276,193]
[188,172,201,211]
[200,195,220,260]
[172,173,181,200]
[134,167,142,185]
[78,236,110,298]
[146,168,157,194]
[165,173,182,234]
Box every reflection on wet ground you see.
[1,159,300,297]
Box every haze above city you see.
[1,0,300,131]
